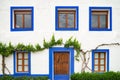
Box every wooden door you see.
[54,52,69,80]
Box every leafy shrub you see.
[0,75,48,80]
[71,71,120,80]
[0,75,14,80]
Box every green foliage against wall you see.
[71,71,120,80]
[43,35,63,48]
[64,36,81,61]
[0,75,48,80]
[0,35,81,59]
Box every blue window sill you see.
[56,28,78,31]
[14,72,30,76]
[11,28,33,31]
[89,28,112,31]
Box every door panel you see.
[54,52,69,80]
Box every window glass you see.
[59,14,66,28]
[94,53,98,58]
[100,15,106,28]
[94,66,98,70]
[100,53,105,58]
[100,60,104,64]
[24,66,28,71]
[24,60,28,65]
[25,14,31,28]
[18,53,22,59]
[18,66,22,71]
[24,53,28,58]
[100,66,104,70]
[95,60,98,64]
[68,14,74,28]
[92,15,98,28]
[18,60,22,65]
[16,14,22,28]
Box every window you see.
[94,52,106,72]
[89,7,112,31]
[11,7,34,31]
[55,6,79,31]
[14,51,31,75]
[92,49,109,72]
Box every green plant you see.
[43,35,63,48]
[0,75,14,80]
[0,35,64,57]
[71,72,120,80]
[64,37,81,61]
[14,76,48,80]
[0,75,48,80]
[0,35,81,57]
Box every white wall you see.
[31,50,49,74]
[0,0,120,74]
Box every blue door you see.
[49,47,74,80]
[54,52,69,80]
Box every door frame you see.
[49,47,74,80]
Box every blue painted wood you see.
[49,47,74,80]
[54,75,69,80]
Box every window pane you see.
[24,53,28,58]
[59,14,66,28]
[24,66,28,71]
[95,60,98,64]
[18,66,22,71]
[100,66,105,71]
[18,60,22,65]
[94,53,98,58]
[100,53,105,58]
[100,15,106,28]
[24,60,28,65]
[94,66,98,70]
[92,15,98,28]
[18,53,22,59]
[68,14,74,28]
[16,14,22,28]
[100,60,104,64]
[24,14,31,28]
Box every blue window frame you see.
[89,7,112,31]
[92,49,109,72]
[49,47,74,80]
[14,51,31,76]
[55,6,79,31]
[10,6,34,31]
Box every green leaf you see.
[56,38,63,45]
[43,39,50,48]
[16,43,26,51]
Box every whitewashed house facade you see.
[0,0,120,80]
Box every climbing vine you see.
[0,35,80,57]
[0,35,120,74]
[79,43,120,72]
[64,37,81,61]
